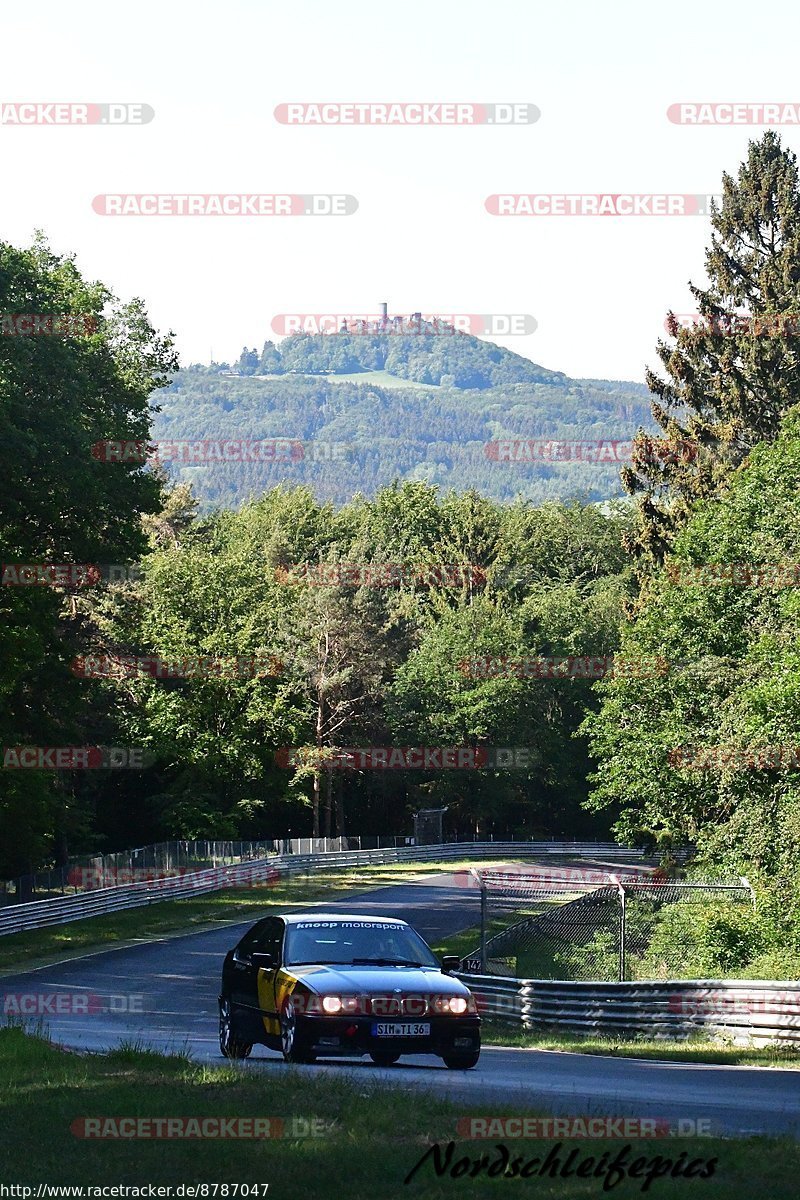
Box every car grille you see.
[365,994,433,1017]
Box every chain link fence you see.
[463,869,755,982]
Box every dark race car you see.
[218,912,480,1069]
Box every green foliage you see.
[625,132,800,566]
[517,927,619,982]
[58,484,632,851]
[634,899,771,979]
[150,355,652,509]
[278,323,566,387]
[585,410,800,972]
[0,235,177,876]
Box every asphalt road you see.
[2,868,798,1139]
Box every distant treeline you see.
[203,323,567,389]
[153,365,653,508]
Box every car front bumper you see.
[297,1013,481,1057]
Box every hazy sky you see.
[3,0,800,381]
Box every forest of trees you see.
[152,368,653,508]
[3,132,800,977]
[227,318,568,388]
[1,470,634,874]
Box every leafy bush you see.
[635,899,770,979]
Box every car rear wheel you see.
[369,1050,401,1067]
[280,997,316,1064]
[219,997,252,1060]
[441,1050,480,1069]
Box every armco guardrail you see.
[456,974,800,1046]
[4,838,687,903]
[0,841,673,936]
[2,834,423,905]
[0,859,281,936]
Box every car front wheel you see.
[219,996,252,1060]
[441,1050,480,1069]
[280,997,316,1064]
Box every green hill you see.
[151,326,653,508]
[263,323,566,388]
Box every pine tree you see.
[623,132,800,567]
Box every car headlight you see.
[321,995,360,1014]
[430,993,475,1015]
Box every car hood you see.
[287,964,470,997]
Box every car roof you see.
[280,912,408,925]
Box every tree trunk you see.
[312,771,320,838]
[313,686,324,838]
[334,776,346,840]
[323,769,332,838]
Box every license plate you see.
[372,1022,430,1037]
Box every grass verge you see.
[0,1027,797,1197]
[480,1022,800,1069]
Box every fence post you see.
[480,876,487,973]
[610,875,626,982]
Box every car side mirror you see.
[441,955,460,974]
[251,951,277,969]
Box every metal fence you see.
[0,836,681,907]
[0,858,282,936]
[455,973,800,1045]
[464,869,754,982]
[0,841,675,937]
[0,835,420,905]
